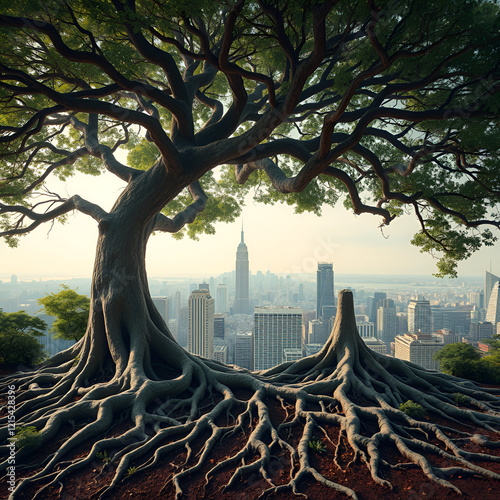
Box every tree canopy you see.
[0,310,46,366]
[38,285,90,342]
[0,0,498,276]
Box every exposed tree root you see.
[1,290,500,499]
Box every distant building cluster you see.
[2,232,498,372]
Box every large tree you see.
[1,1,500,498]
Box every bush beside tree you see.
[0,310,46,367]
[434,342,500,384]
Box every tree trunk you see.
[74,166,190,390]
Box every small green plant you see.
[453,393,470,404]
[399,400,426,419]
[96,450,110,463]
[72,354,80,367]
[14,426,42,449]
[308,436,327,453]
[127,465,137,476]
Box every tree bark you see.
[76,164,191,388]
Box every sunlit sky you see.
[0,169,497,281]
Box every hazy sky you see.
[0,169,497,281]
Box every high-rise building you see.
[432,307,471,335]
[470,322,494,342]
[308,319,327,345]
[485,270,500,312]
[169,290,181,321]
[408,299,431,335]
[234,228,250,314]
[395,333,444,371]
[214,313,225,339]
[316,263,335,321]
[377,298,397,344]
[188,289,214,358]
[396,312,408,334]
[369,292,387,326]
[152,297,168,324]
[486,281,500,327]
[234,332,253,370]
[216,284,228,314]
[254,307,303,370]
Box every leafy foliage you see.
[0,0,499,276]
[308,436,327,454]
[96,450,111,463]
[434,343,481,376]
[0,310,46,366]
[38,285,90,342]
[126,465,137,475]
[13,426,42,450]
[434,342,500,384]
[399,400,426,419]
[453,393,470,405]
[483,334,500,352]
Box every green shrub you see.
[453,393,470,404]
[96,450,110,463]
[399,400,426,419]
[308,436,327,453]
[14,426,42,449]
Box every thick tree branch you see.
[153,181,207,233]
[69,116,140,183]
[0,16,188,124]
[0,195,107,237]
[0,65,182,175]
[424,195,500,230]
[110,0,193,141]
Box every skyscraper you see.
[234,332,253,370]
[234,228,250,314]
[152,297,168,325]
[216,284,228,314]
[486,281,500,327]
[254,307,303,370]
[316,263,335,321]
[485,270,500,312]
[214,313,225,338]
[377,298,397,344]
[408,298,431,335]
[188,289,214,358]
[369,292,387,328]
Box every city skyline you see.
[0,172,498,281]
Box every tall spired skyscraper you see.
[234,228,250,314]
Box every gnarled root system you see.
[1,291,499,499]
